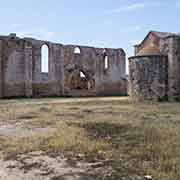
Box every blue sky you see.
[0,0,180,71]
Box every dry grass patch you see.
[42,123,111,156]
[0,122,111,161]
[0,136,42,159]
[1,97,180,179]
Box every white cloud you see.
[110,3,146,13]
[118,25,142,33]
[38,28,55,39]
[108,2,172,14]
[16,28,55,40]
[11,23,21,28]
[126,25,142,32]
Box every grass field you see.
[0,97,180,180]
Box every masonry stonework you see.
[129,55,168,101]
[0,34,127,98]
[129,31,180,101]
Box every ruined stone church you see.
[1,30,179,101]
[0,33,127,98]
[129,31,180,101]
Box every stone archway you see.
[67,68,95,91]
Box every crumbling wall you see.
[63,46,127,96]
[0,40,4,98]
[135,33,160,55]
[95,48,127,96]
[0,36,64,98]
[0,34,127,98]
[165,36,180,101]
[129,32,180,101]
[129,55,168,101]
[3,39,26,97]
[27,40,64,97]
[63,45,96,96]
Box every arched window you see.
[104,55,109,70]
[74,47,81,54]
[41,44,49,73]
[80,71,86,78]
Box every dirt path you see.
[0,151,104,180]
[0,97,129,106]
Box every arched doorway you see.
[68,69,95,90]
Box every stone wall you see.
[0,40,4,98]
[63,46,127,96]
[0,34,127,98]
[134,33,161,56]
[3,39,26,97]
[95,48,127,96]
[165,36,180,101]
[129,31,180,102]
[30,40,64,97]
[129,55,168,101]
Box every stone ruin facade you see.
[0,33,127,98]
[129,31,180,101]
